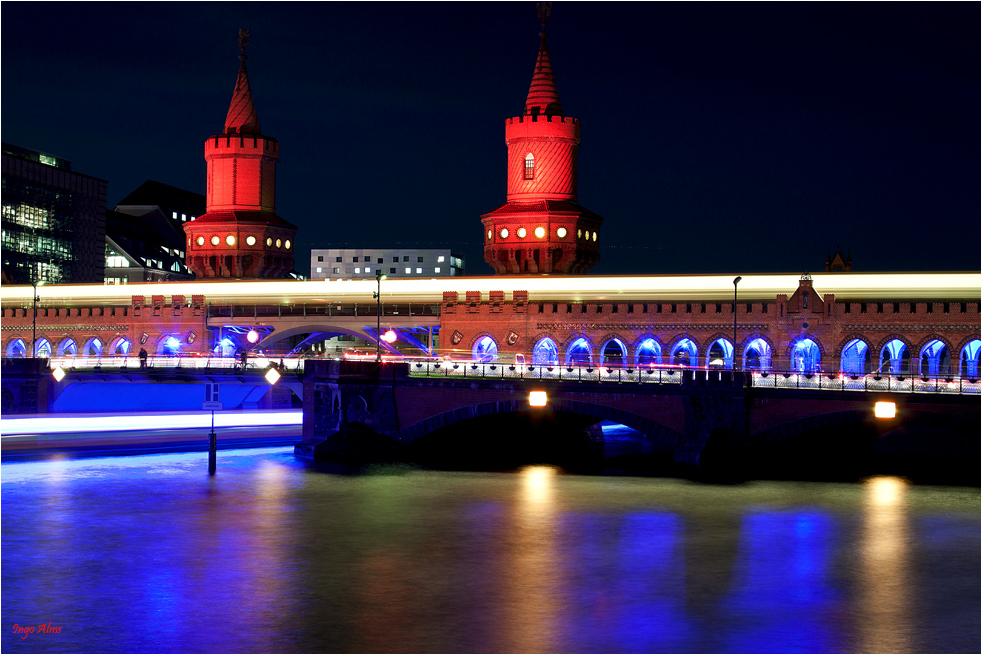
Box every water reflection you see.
[858,476,912,653]
[1,450,978,654]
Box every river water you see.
[2,447,979,653]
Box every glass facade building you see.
[1,143,107,284]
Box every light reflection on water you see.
[1,448,979,653]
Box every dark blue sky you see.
[3,2,979,275]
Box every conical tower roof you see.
[524,31,563,117]
[224,55,261,135]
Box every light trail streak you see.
[1,411,302,436]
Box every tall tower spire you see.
[184,29,298,279]
[481,4,603,275]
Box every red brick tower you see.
[184,30,297,279]
[481,5,603,274]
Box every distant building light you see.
[529,391,547,407]
[438,256,445,262]
[182,214,187,221]
[405,267,411,274]
[355,268,361,274]
[316,267,322,273]
[416,267,422,274]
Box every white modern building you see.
[310,248,465,280]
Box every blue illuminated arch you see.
[531,337,558,366]
[565,338,593,367]
[635,338,662,368]
[34,338,51,357]
[472,335,498,363]
[5,338,27,358]
[83,337,103,357]
[109,337,130,356]
[669,338,698,367]
[918,339,951,377]
[839,338,871,375]
[878,339,910,375]
[742,337,772,371]
[600,338,627,368]
[960,339,981,378]
[214,337,237,358]
[56,337,77,357]
[159,336,182,356]
[705,338,734,369]
[791,338,821,373]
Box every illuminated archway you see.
[159,336,182,356]
[705,338,733,369]
[214,337,237,358]
[669,338,698,367]
[472,335,498,363]
[742,337,772,371]
[109,337,131,356]
[565,338,593,367]
[600,338,627,368]
[531,337,558,366]
[918,339,951,377]
[82,337,103,357]
[56,337,77,357]
[635,338,662,368]
[878,339,910,375]
[960,339,981,378]
[840,338,871,375]
[791,338,821,373]
[5,338,27,358]
[34,338,51,357]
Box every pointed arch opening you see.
[109,337,131,356]
[531,337,558,366]
[879,339,910,375]
[635,338,663,368]
[705,338,734,370]
[565,338,593,367]
[743,337,772,371]
[82,337,104,358]
[791,338,821,373]
[56,338,77,357]
[960,339,981,378]
[918,339,951,377]
[840,338,871,375]
[5,338,27,358]
[34,338,52,358]
[523,153,535,180]
[472,335,499,363]
[669,338,698,367]
[600,338,627,369]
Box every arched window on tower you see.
[524,153,535,180]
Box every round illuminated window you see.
[266,237,272,247]
[500,228,509,239]
[487,229,492,240]
[577,228,583,239]
[226,235,235,246]
[210,236,220,246]
[557,227,567,239]
[276,239,282,248]
[592,231,598,242]
[285,240,291,250]
[517,227,527,238]
[196,236,205,246]
[246,235,256,246]
[535,226,546,238]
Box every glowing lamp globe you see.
[246,330,260,344]
[382,330,398,344]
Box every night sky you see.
[3,2,979,276]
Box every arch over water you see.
[791,338,821,373]
[743,337,772,371]
[472,335,498,363]
[840,338,871,375]
[56,338,77,357]
[959,339,981,378]
[531,337,559,366]
[635,338,662,368]
[34,338,51,358]
[879,339,910,375]
[5,338,27,358]
[82,337,103,357]
[600,338,627,368]
[918,339,951,377]
[705,338,734,369]
[565,337,593,367]
[669,338,698,367]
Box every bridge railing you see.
[750,371,980,395]
[46,355,306,375]
[406,360,684,386]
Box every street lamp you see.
[31,279,43,357]
[733,276,742,371]
[373,271,387,362]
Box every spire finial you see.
[238,28,250,57]
[537,2,552,37]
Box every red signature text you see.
[12,623,61,639]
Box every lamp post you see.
[733,276,742,371]
[373,271,387,362]
[31,279,43,357]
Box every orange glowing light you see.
[874,402,896,418]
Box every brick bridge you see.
[297,360,980,467]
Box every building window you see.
[353,257,359,263]
[524,153,535,179]
[364,256,371,262]
[416,267,422,274]
[172,212,178,220]
[355,267,361,274]
[336,257,342,262]
[403,256,409,262]
[438,255,445,262]
[393,257,399,263]
[333,267,340,274]
[405,267,411,274]
[377,257,383,264]
[317,255,324,262]
[435,267,441,273]
[182,214,187,221]
[365,266,372,273]
[316,267,322,273]
[390,268,396,274]
[417,256,423,263]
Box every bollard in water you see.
[208,431,217,475]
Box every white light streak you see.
[1,411,302,436]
